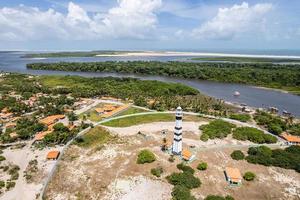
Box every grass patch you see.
[79,110,103,122]
[115,107,149,117]
[74,127,112,148]
[102,113,174,127]
[230,150,245,160]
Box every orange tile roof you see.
[46,151,60,160]
[39,115,65,126]
[103,105,116,112]
[1,107,8,113]
[281,133,300,143]
[182,149,192,160]
[225,167,242,182]
[0,112,13,119]
[34,131,52,141]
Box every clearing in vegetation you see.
[74,126,113,148]
[102,113,174,127]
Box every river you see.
[1,51,300,116]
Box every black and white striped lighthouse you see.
[172,106,183,155]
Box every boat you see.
[233,91,240,97]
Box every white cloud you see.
[0,0,162,41]
[192,2,273,40]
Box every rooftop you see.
[225,167,242,182]
[47,150,60,160]
[281,133,300,143]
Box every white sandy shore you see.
[95,51,300,59]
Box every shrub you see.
[167,172,201,189]
[6,181,15,190]
[230,150,245,160]
[197,162,208,170]
[200,120,236,139]
[0,155,6,161]
[204,195,235,200]
[177,163,195,174]
[243,172,256,181]
[171,185,196,200]
[151,167,163,177]
[200,134,209,141]
[137,149,156,164]
[229,114,251,122]
[168,155,175,163]
[233,127,277,144]
[0,180,5,188]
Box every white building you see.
[172,106,183,155]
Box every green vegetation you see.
[115,107,148,117]
[43,123,75,145]
[204,195,235,200]
[166,163,201,200]
[0,156,6,162]
[197,162,208,170]
[27,61,300,95]
[230,150,245,160]
[102,113,174,127]
[171,185,196,200]
[6,181,15,190]
[79,110,103,122]
[233,127,277,144]
[74,127,112,148]
[177,163,195,174]
[200,120,236,140]
[243,172,256,181]
[0,180,5,189]
[150,167,163,177]
[137,149,156,164]
[246,145,300,173]
[191,56,300,63]
[8,165,20,181]
[254,111,287,135]
[229,113,251,122]
[289,124,300,136]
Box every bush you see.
[233,127,277,144]
[167,172,201,189]
[177,163,195,174]
[151,167,163,177]
[200,120,236,139]
[246,145,300,172]
[0,180,5,188]
[171,185,196,200]
[230,150,245,160]
[0,155,6,161]
[229,114,251,122]
[168,155,175,163]
[200,134,209,141]
[197,162,208,170]
[243,171,256,181]
[137,149,156,164]
[6,181,15,190]
[204,195,235,200]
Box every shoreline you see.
[95,51,300,59]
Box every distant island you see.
[22,51,139,58]
[27,61,300,95]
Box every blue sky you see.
[0,0,299,50]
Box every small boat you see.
[233,91,240,97]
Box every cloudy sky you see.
[0,0,299,50]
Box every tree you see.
[243,172,256,181]
[197,162,208,170]
[137,150,156,164]
[230,150,245,160]
[171,185,196,200]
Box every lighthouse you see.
[172,106,183,155]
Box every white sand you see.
[1,143,63,200]
[96,51,300,59]
[103,176,172,200]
